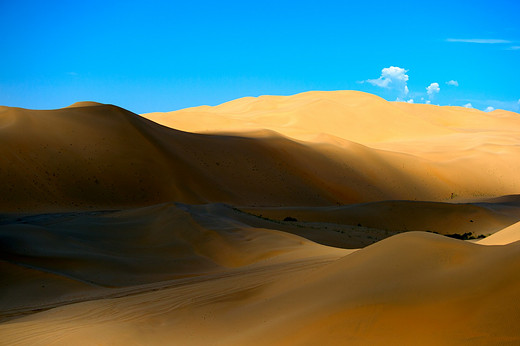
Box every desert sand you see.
[1,91,520,345]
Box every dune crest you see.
[65,101,106,108]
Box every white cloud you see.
[426,82,440,99]
[425,100,431,104]
[485,106,495,112]
[507,46,520,50]
[446,38,511,44]
[463,103,473,108]
[446,80,459,86]
[366,66,409,96]
[407,99,414,103]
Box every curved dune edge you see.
[1,232,519,345]
[477,221,520,245]
[65,101,106,108]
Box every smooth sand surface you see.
[143,90,520,155]
[2,90,520,344]
[1,203,345,319]
[2,232,519,345]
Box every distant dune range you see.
[2,91,520,344]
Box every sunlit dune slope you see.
[143,90,520,152]
[2,232,519,345]
[143,90,453,143]
[478,221,520,245]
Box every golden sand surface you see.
[1,91,520,344]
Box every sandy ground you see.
[1,230,519,345]
[1,91,520,344]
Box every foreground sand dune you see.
[2,201,520,344]
[1,232,519,345]
[1,203,339,318]
[5,198,517,319]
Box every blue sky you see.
[1,0,519,113]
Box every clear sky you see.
[1,0,519,113]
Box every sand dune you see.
[1,103,362,210]
[2,90,520,344]
[2,232,519,345]
[2,94,520,212]
[3,197,515,320]
[143,91,454,143]
[144,90,520,200]
[1,203,337,319]
[143,90,520,152]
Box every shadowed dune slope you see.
[0,203,334,318]
[2,96,520,212]
[1,232,519,345]
[0,103,372,210]
[241,199,520,236]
